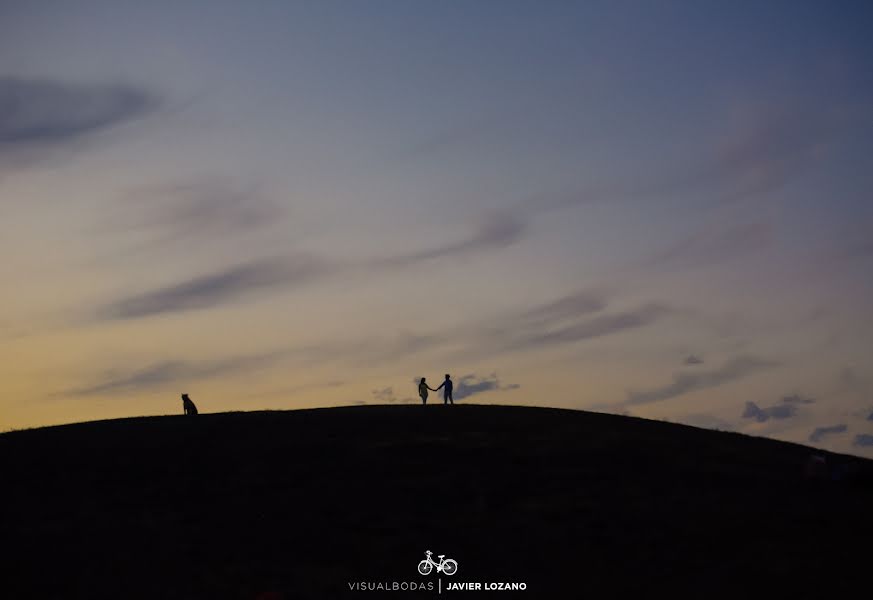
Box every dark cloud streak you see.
[65,350,289,397]
[0,77,158,147]
[741,401,797,423]
[512,304,669,352]
[647,222,773,270]
[371,387,397,403]
[95,209,526,321]
[627,355,779,407]
[741,393,815,424]
[372,211,525,269]
[110,179,283,243]
[101,256,335,320]
[782,393,815,405]
[518,290,607,325]
[454,373,520,401]
[809,424,848,443]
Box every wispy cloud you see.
[0,77,158,148]
[809,424,848,443]
[0,320,30,341]
[841,237,873,261]
[506,303,670,353]
[627,355,779,407]
[647,222,773,270]
[517,290,607,326]
[740,391,817,423]
[644,88,851,206]
[514,86,850,217]
[741,401,797,423]
[369,386,417,405]
[454,373,520,401]
[65,350,289,397]
[260,291,650,371]
[706,95,846,204]
[104,178,283,246]
[100,256,335,319]
[403,106,521,159]
[275,291,661,369]
[372,211,525,269]
[853,434,873,447]
[441,291,668,362]
[741,392,816,424]
[371,387,397,403]
[837,366,867,394]
[782,393,816,405]
[92,209,525,320]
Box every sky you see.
[2,1,872,457]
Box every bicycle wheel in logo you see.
[441,559,458,575]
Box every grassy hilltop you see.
[2,404,872,599]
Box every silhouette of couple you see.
[419,374,453,405]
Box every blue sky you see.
[1,1,872,455]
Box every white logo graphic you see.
[417,550,458,576]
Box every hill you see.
[2,404,872,598]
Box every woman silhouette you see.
[418,377,435,405]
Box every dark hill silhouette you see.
[2,404,873,599]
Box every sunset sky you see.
[2,1,872,456]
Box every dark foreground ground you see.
[3,404,873,599]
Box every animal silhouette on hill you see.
[182,393,198,416]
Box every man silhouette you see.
[434,374,453,405]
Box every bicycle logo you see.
[417,550,458,576]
